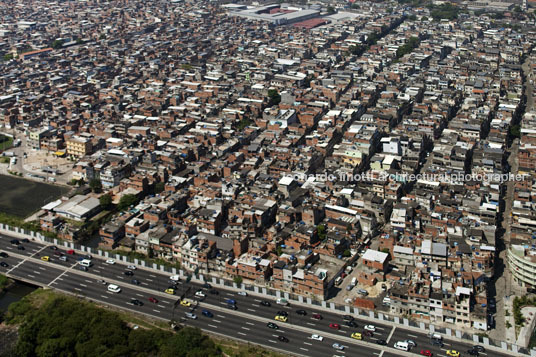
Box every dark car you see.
[278,336,289,342]
[343,315,353,321]
[49,245,58,250]
[79,266,88,272]
[124,271,134,276]
[148,297,158,303]
[17,245,25,250]
[202,309,213,318]
[431,339,443,347]
[227,304,237,310]
[467,349,479,356]
[312,313,322,320]
[10,239,19,245]
[21,238,30,243]
[260,300,271,307]
[267,322,279,329]
[131,279,140,285]
[209,289,219,295]
[277,310,288,317]
[376,339,387,346]
[131,299,143,306]
[84,254,92,259]
[473,346,485,352]
[203,283,212,289]
[0,252,8,258]
[0,262,8,267]
[346,320,358,328]
[296,309,307,315]
[54,251,64,256]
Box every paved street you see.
[0,234,517,357]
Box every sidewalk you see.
[505,295,517,344]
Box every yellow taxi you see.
[41,256,50,262]
[275,315,288,322]
[446,351,460,357]
[180,300,191,307]
[351,332,362,340]
[165,288,175,295]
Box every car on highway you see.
[277,311,288,317]
[312,313,322,320]
[124,271,134,276]
[376,339,387,346]
[79,266,88,272]
[107,284,121,293]
[105,259,116,265]
[209,289,219,295]
[17,246,25,250]
[431,338,444,347]
[225,299,236,305]
[179,300,191,307]
[275,315,288,322]
[332,343,344,351]
[472,346,485,353]
[311,334,323,341]
[21,239,29,243]
[446,351,460,357]
[364,324,376,332]
[84,255,92,260]
[131,279,140,285]
[97,280,107,285]
[40,256,50,262]
[346,320,358,328]
[296,309,307,315]
[202,309,213,318]
[278,336,289,342]
[276,298,289,306]
[260,300,271,307]
[329,323,340,330]
[343,315,353,321]
[351,332,362,340]
[59,256,68,262]
[420,350,432,356]
[203,283,212,289]
[226,304,237,310]
[170,275,180,281]
[165,288,175,295]
[131,299,143,306]
[127,265,136,270]
[237,291,248,296]
[405,340,416,347]
[267,322,279,329]
[0,252,8,258]
[0,262,9,267]
[185,312,197,319]
[53,251,63,256]
[10,239,19,245]
[148,297,158,303]
[195,290,206,298]
[467,349,479,356]
[66,249,75,255]
[49,246,58,250]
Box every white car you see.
[170,275,180,281]
[185,312,197,319]
[105,259,116,265]
[332,343,344,351]
[127,265,136,270]
[107,284,121,293]
[311,334,324,341]
[237,291,248,296]
[364,325,376,332]
[195,290,206,298]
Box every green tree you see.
[237,117,251,130]
[342,249,351,257]
[2,53,13,61]
[51,39,65,49]
[233,276,243,285]
[99,194,112,210]
[317,224,326,240]
[89,179,102,193]
[267,89,281,106]
[510,124,521,139]
[117,194,139,211]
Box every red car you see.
[329,323,340,330]
[148,297,158,303]
[420,350,432,357]
[312,314,322,320]
[66,249,75,255]
[340,272,347,279]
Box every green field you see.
[0,174,69,217]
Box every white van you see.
[394,341,409,351]
[276,298,289,306]
[335,277,343,286]
[79,259,92,267]
[107,284,121,293]
[382,297,391,306]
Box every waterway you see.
[0,280,37,312]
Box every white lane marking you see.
[307,322,315,326]
[80,283,87,287]
[237,332,247,336]
[28,274,35,278]
[247,308,256,312]
[153,309,161,313]
[246,322,254,326]
[136,293,143,297]
[208,324,218,328]
[160,300,170,304]
[213,319,221,323]
[85,279,92,283]
[300,348,308,351]
[268,340,277,343]
[100,295,109,299]
[254,299,261,302]
[146,278,153,282]
[408,334,418,338]
[303,342,312,346]
[33,270,41,274]
[141,282,148,286]
[93,269,100,273]
[74,288,81,291]
[37,266,45,270]
[386,326,396,344]
[241,327,250,331]
[217,315,226,318]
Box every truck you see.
[10,157,17,165]
[13,139,21,147]
[2,151,14,157]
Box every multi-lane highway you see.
[0,233,514,357]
